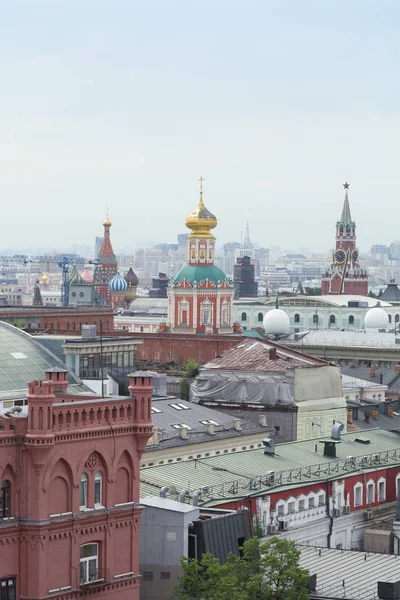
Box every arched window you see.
[258,312,263,322]
[241,312,247,322]
[313,314,319,325]
[389,315,392,324]
[396,314,400,324]
[80,543,99,584]
[349,315,355,325]
[80,474,88,509]
[294,313,300,323]
[0,480,11,518]
[94,472,103,506]
[330,315,336,324]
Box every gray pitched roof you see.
[149,397,271,450]
[298,545,400,600]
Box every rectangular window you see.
[94,473,102,506]
[181,310,187,324]
[80,543,99,585]
[308,497,315,508]
[288,501,295,513]
[0,481,11,518]
[318,494,325,506]
[298,499,305,511]
[277,504,285,515]
[80,476,87,509]
[160,572,170,580]
[378,480,386,501]
[367,483,374,504]
[1,578,16,600]
[355,486,362,507]
[143,571,153,581]
[202,310,211,325]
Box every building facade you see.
[0,369,153,600]
[168,181,234,334]
[321,184,368,295]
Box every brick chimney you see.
[387,404,394,417]
[370,366,376,378]
[364,411,371,424]
[128,371,154,455]
[44,368,69,393]
[372,407,379,420]
[269,347,277,360]
[347,409,353,424]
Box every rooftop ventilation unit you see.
[263,438,275,456]
[355,436,371,445]
[331,422,344,441]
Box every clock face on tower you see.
[351,249,359,263]
[334,249,346,265]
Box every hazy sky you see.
[1,0,400,253]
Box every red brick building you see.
[0,369,153,600]
[0,306,115,334]
[321,183,368,295]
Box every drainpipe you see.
[326,480,333,549]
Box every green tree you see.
[172,537,309,600]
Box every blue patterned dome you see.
[109,269,128,293]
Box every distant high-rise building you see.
[233,256,258,299]
[95,236,103,260]
[390,241,400,260]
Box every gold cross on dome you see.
[198,176,204,194]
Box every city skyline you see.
[1,1,400,250]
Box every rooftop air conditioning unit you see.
[365,509,373,520]
[342,505,350,514]
[267,524,277,534]
[281,521,289,531]
[333,508,342,517]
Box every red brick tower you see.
[93,212,118,305]
[321,184,368,295]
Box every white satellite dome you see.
[364,306,389,329]
[263,308,290,335]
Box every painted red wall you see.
[0,373,153,600]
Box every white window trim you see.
[94,471,103,508]
[80,543,99,585]
[317,491,326,506]
[354,482,363,507]
[395,473,400,497]
[80,474,88,510]
[366,479,375,504]
[378,477,386,502]
[276,500,286,516]
[298,494,307,511]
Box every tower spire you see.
[340,182,352,224]
[244,221,250,245]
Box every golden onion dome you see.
[103,211,112,227]
[185,182,217,239]
[40,273,49,286]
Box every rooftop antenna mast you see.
[58,256,71,307]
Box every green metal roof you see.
[173,265,229,285]
[140,428,400,505]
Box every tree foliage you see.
[172,536,309,600]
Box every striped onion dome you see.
[68,264,85,285]
[109,269,128,292]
